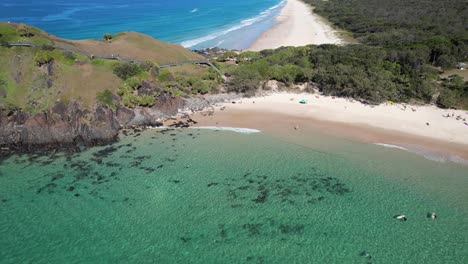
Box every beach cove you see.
[189,92,468,163]
[1,0,468,262]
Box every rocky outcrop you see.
[0,101,119,152]
[0,92,240,155]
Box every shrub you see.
[137,94,157,106]
[227,66,262,94]
[63,50,76,60]
[150,66,160,77]
[140,61,155,71]
[96,89,114,107]
[117,77,141,95]
[17,23,34,37]
[41,44,55,51]
[437,89,457,108]
[192,80,211,94]
[113,62,141,80]
[103,33,113,41]
[217,51,237,62]
[158,70,175,82]
[121,93,156,107]
[34,51,53,66]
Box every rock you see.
[154,92,185,116]
[0,92,241,155]
[137,80,161,96]
[0,101,119,153]
[115,106,135,127]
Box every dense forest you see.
[306,0,467,68]
[227,0,468,109]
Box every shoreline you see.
[182,92,468,163]
[247,0,343,51]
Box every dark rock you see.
[137,80,161,96]
[153,92,186,116]
[115,106,135,127]
[0,101,119,154]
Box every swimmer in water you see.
[394,215,407,221]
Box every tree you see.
[227,66,262,94]
[437,89,457,109]
[103,33,113,41]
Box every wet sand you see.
[176,92,468,163]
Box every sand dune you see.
[248,0,342,51]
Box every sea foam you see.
[146,126,261,134]
[181,0,285,48]
[373,143,409,151]
[191,126,261,134]
[373,143,468,165]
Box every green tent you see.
[299,99,307,104]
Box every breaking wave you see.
[180,0,285,48]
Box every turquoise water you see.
[0,0,284,49]
[0,128,467,263]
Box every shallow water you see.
[0,129,467,263]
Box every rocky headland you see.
[0,93,240,156]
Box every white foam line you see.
[180,0,286,48]
[373,143,409,151]
[145,126,261,134]
[373,143,468,165]
[192,126,261,134]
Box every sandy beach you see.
[248,0,343,51]
[183,92,468,162]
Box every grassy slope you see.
[53,31,203,65]
[0,23,208,111]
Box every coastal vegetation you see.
[220,0,468,109]
[0,22,221,111]
[2,0,467,115]
[303,0,468,108]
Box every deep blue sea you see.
[0,0,284,50]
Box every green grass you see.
[0,47,38,109]
[0,23,220,111]
[90,59,119,70]
[0,23,54,46]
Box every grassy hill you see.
[60,32,203,65]
[0,23,218,112]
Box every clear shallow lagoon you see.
[0,129,467,263]
[0,0,284,49]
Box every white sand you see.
[212,92,468,146]
[248,0,342,51]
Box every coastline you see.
[247,0,343,51]
[184,92,468,162]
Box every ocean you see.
[0,0,284,50]
[1,128,467,263]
